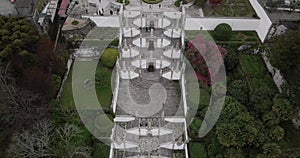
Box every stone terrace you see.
[116,71,184,117]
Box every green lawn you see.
[59,67,75,109]
[185,30,259,44]
[57,62,114,157]
[203,0,256,17]
[59,63,113,110]
[240,54,267,78]
[231,31,260,43]
[95,64,113,110]
[239,54,276,92]
[199,88,211,110]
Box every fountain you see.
[147,62,155,72]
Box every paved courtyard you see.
[0,0,17,16]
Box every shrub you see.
[100,48,119,68]
[195,0,207,6]
[117,0,129,5]
[224,48,239,71]
[228,80,249,105]
[190,117,202,137]
[52,74,62,96]
[245,37,258,42]
[175,0,187,7]
[71,20,79,25]
[109,38,119,47]
[198,89,210,110]
[143,0,163,4]
[213,23,232,41]
[209,0,222,5]
[190,142,207,158]
[92,143,110,158]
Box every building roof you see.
[15,0,34,8]
[58,0,70,16]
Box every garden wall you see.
[185,0,272,42]
[85,0,271,42]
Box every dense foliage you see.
[0,16,67,96]
[0,16,69,156]
[188,33,296,157]
[209,0,222,5]
[269,28,300,106]
[0,16,39,69]
[195,0,208,6]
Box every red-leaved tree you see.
[186,35,227,85]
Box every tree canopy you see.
[0,16,39,66]
[228,79,249,105]
[269,28,300,106]
[216,97,265,148]
[269,28,300,74]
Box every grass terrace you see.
[185,30,260,43]
[59,63,113,110]
[203,0,257,17]
[240,54,276,92]
[57,62,113,158]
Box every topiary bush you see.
[175,0,188,7]
[213,23,232,41]
[117,0,129,5]
[109,38,119,47]
[100,48,119,68]
[71,20,79,25]
[143,0,162,4]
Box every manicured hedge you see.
[190,117,203,138]
[117,0,129,5]
[100,48,119,68]
[213,23,232,41]
[95,63,114,109]
[109,38,119,47]
[190,142,208,158]
[175,0,188,7]
[199,88,210,110]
